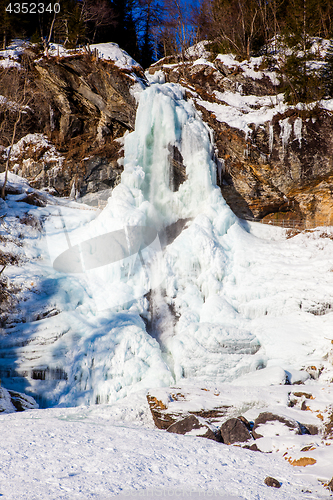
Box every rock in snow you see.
[220,417,252,444]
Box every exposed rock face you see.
[0,385,38,413]
[149,52,333,225]
[220,417,252,444]
[34,55,143,139]
[1,48,147,198]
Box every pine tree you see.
[110,0,140,60]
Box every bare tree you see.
[81,0,116,43]
[0,71,30,199]
[158,0,195,59]
[0,62,48,199]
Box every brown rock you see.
[264,476,281,488]
[243,443,260,452]
[166,415,222,442]
[220,417,252,444]
[252,412,301,439]
[302,424,318,435]
[146,394,180,430]
[288,457,316,467]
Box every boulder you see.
[252,412,302,439]
[264,477,281,488]
[220,417,252,444]
[0,385,38,413]
[166,415,222,442]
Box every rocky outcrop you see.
[0,46,147,198]
[146,388,230,431]
[34,53,144,139]
[0,385,38,413]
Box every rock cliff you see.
[2,40,333,223]
[149,41,333,225]
[0,43,147,200]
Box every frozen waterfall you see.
[0,82,262,407]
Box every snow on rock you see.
[0,385,38,413]
[0,171,32,193]
[90,42,141,71]
[46,42,142,73]
[186,40,212,60]
[7,133,64,164]
[196,93,286,137]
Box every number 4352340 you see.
[6,3,60,14]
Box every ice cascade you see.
[0,82,262,407]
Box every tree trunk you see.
[1,110,22,200]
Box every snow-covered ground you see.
[1,59,333,498]
[0,396,331,500]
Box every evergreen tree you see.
[136,0,162,67]
[110,0,140,60]
[279,0,328,103]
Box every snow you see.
[197,93,286,137]
[89,42,141,71]
[46,42,142,73]
[0,400,330,500]
[1,54,333,499]
[0,59,21,69]
[0,38,26,69]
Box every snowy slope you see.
[0,400,330,500]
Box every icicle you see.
[279,118,292,155]
[69,180,76,199]
[293,117,302,147]
[269,123,274,153]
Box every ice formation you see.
[42,82,251,406]
[1,80,332,409]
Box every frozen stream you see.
[0,82,332,408]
